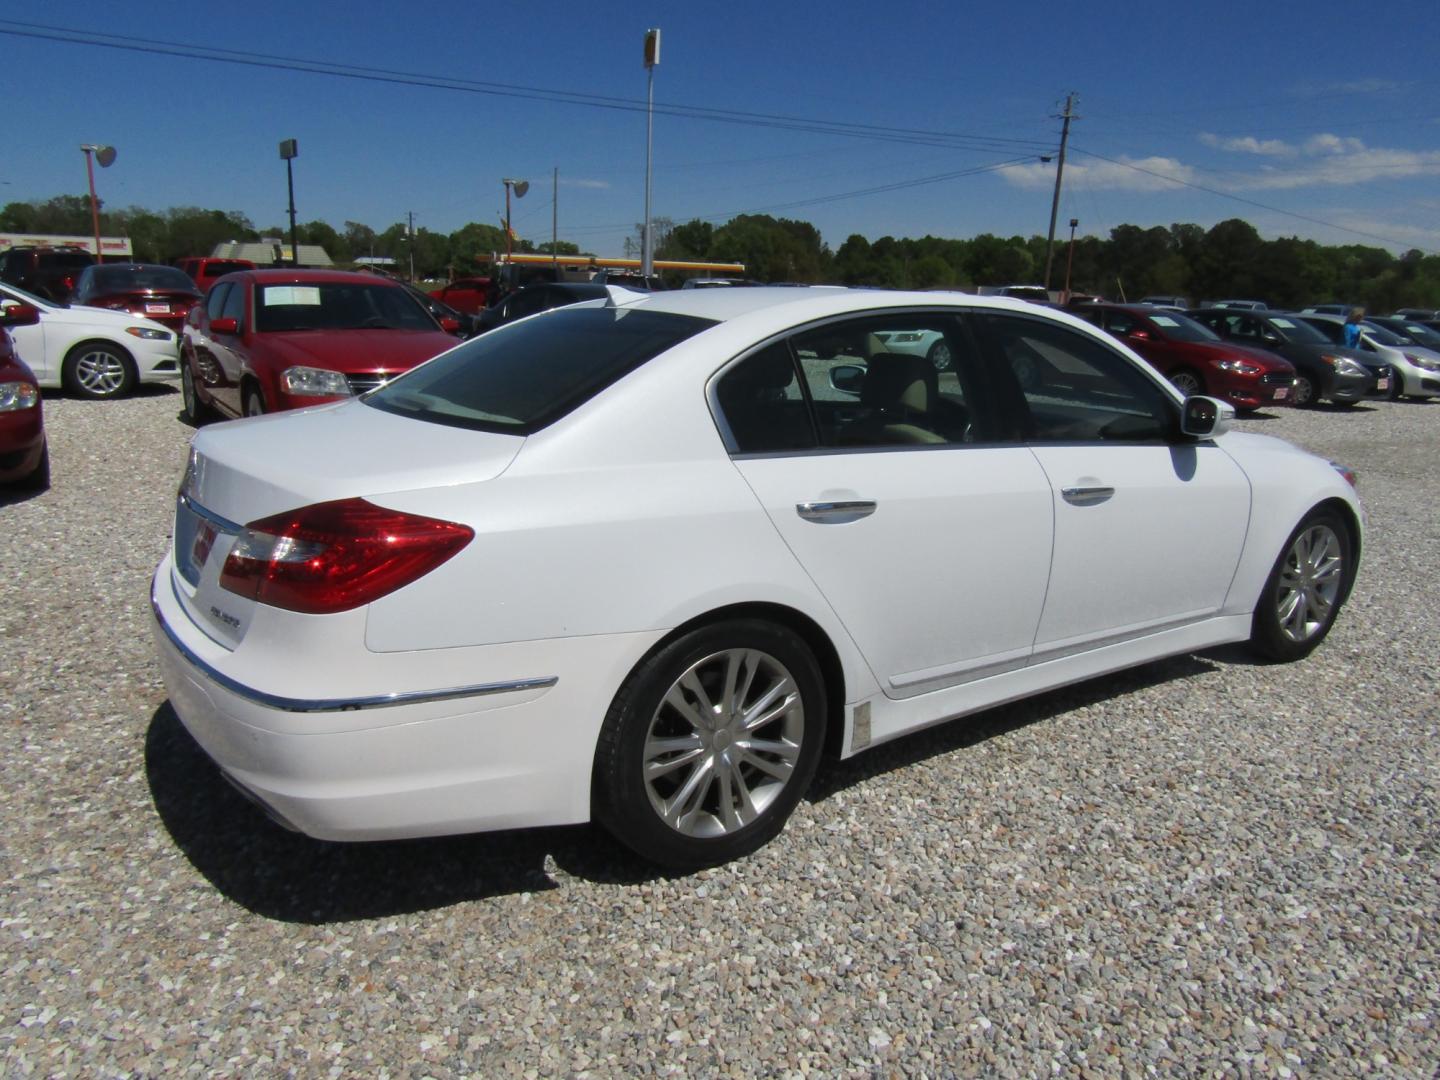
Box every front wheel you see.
[1249,509,1353,662]
[64,342,135,400]
[181,361,216,425]
[593,619,826,870]
[1292,373,1316,407]
[1387,369,1405,401]
[1169,369,1204,396]
[242,385,266,417]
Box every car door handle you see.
[1061,486,1115,506]
[796,500,876,522]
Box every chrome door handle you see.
[1061,486,1115,505]
[796,501,876,522]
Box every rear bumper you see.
[149,560,659,840]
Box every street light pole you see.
[279,139,299,266]
[642,28,661,279]
[79,144,116,261]
[1064,218,1079,300]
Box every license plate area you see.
[1376,377,1390,391]
[1273,387,1289,400]
[145,302,171,314]
[175,496,233,588]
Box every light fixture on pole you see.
[279,139,299,266]
[503,178,529,262]
[1064,218,1079,300]
[79,144,116,261]
[642,27,661,279]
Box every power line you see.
[0,20,1055,156]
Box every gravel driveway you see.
[2,386,1436,1077]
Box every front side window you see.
[367,306,713,435]
[206,281,232,320]
[220,280,246,327]
[977,314,1175,442]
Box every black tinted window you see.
[366,306,713,434]
[254,282,435,332]
[91,265,197,292]
[206,282,232,320]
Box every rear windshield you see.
[199,261,251,279]
[255,282,436,332]
[92,265,197,292]
[365,305,714,435]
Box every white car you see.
[1293,313,1440,400]
[151,288,1362,869]
[0,282,180,399]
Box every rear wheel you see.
[1249,509,1353,662]
[63,342,135,400]
[927,340,953,372]
[593,619,826,870]
[1169,368,1204,396]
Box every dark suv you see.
[0,246,96,302]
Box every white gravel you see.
[2,385,1437,1077]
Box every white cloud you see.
[1303,134,1366,156]
[562,178,611,190]
[1000,156,1196,192]
[1199,133,1295,156]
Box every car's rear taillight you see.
[219,497,473,614]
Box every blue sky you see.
[4,3,1439,256]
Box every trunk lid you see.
[170,398,522,649]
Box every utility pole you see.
[552,166,558,270]
[407,210,415,282]
[642,28,661,279]
[1042,92,1078,291]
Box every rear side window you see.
[366,305,714,434]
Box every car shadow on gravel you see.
[806,652,1218,803]
[145,704,661,923]
[148,654,1221,920]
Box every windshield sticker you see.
[264,286,321,306]
[1151,315,1180,327]
[1271,318,1296,328]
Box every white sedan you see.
[151,288,1362,869]
[0,283,180,398]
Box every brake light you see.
[219,497,473,614]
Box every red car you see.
[181,269,460,420]
[0,304,47,489]
[176,256,257,294]
[71,263,203,335]
[1071,303,1295,411]
[429,276,498,314]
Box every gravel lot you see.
[2,385,1437,1077]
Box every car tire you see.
[592,619,826,870]
[181,361,217,425]
[63,342,135,400]
[1248,508,1353,663]
[1169,368,1204,396]
[242,385,266,417]
[1387,371,1405,401]
[1292,373,1316,407]
[927,340,953,373]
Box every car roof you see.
[610,285,1055,326]
[242,268,408,286]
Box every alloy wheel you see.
[73,348,128,396]
[641,647,805,838]
[1275,523,1344,643]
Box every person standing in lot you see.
[1344,306,1365,349]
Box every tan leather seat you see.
[857,353,945,444]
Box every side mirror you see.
[0,302,41,328]
[830,363,866,395]
[210,316,239,335]
[1181,395,1234,438]
[1128,328,1151,341]
[439,316,462,334]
